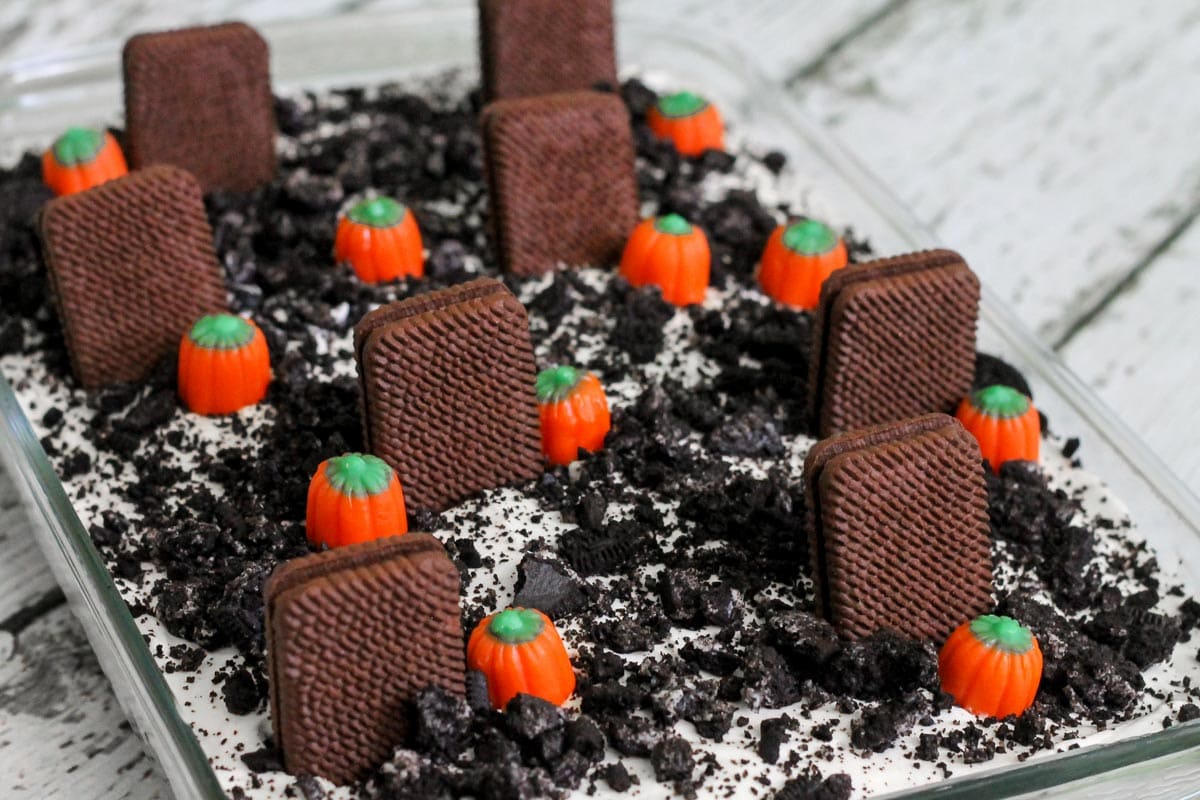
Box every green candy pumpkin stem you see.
[325,453,393,496]
[536,366,583,404]
[781,219,838,255]
[347,196,406,228]
[654,213,693,236]
[488,608,545,644]
[53,127,104,166]
[970,614,1034,654]
[971,385,1030,419]
[188,314,255,350]
[656,91,708,119]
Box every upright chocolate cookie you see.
[39,165,226,388]
[808,249,980,437]
[265,534,465,785]
[479,0,618,101]
[123,22,276,192]
[482,91,638,276]
[804,413,992,641]
[355,278,542,510]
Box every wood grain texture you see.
[1059,220,1200,488]
[0,470,60,622]
[789,0,1200,345]
[1,0,409,62]
[677,0,902,80]
[0,603,167,800]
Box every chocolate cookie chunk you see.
[38,165,226,388]
[808,249,980,437]
[265,534,465,785]
[123,22,276,192]
[479,0,618,101]
[804,413,992,641]
[482,91,638,276]
[355,278,542,510]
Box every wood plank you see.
[0,464,62,623]
[786,0,1200,343]
[1059,220,1200,489]
[678,0,902,81]
[0,604,167,799]
[0,0,429,64]
[0,0,899,80]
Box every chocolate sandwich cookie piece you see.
[804,413,992,641]
[808,249,980,437]
[38,165,226,389]
[479,0,618,101]
[356,279,542,510]
[482,91,638,276]
[123,22,276,192]
[353,277,509,449]
[265,533,465,785]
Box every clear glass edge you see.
[0,376,223,800]
[0,4,1197,799]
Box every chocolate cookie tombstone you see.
[123,22,276,192]
[266,534,465,785]
[482,91,638,276]
[38,165,226,388]
[355,278,542,510]
[479,0,618,101]
[804,413,992,641]
[808,249,979,437]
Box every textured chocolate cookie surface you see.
[356,278,542,510]
[38,165,226,388]
[123,22,276,192]
[808,249,980,437]
[265,534,465,785]
[804,413,992,641]
[482,91,638,276]
[479,0,618,101]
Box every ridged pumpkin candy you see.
[646,91,725,156]
[956,384,1040,473]
[939,614,1043,718]
[177,314,271,415]
[618,214,710,307]
[536,366,611,466]
[467,607,576,710]
[306,453,408,549]
[42,126,128,197]
[333,196,424,283]
[757,218,848,309]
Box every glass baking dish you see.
[2,4,1199,799]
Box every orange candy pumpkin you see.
[177,314,271,415]
[939,614,1043,718]
[618,214,710,307]
[955,385,1040,473]
[536,366,611,466]
[42,127,128,197]
[467,607,576,710]
[333,196,424,283]
[757,219,848,309]
[647,91,725,156]
[305,453,409,549]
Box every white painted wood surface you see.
[1,0,1198,797]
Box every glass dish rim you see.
[1,4,1198,799]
